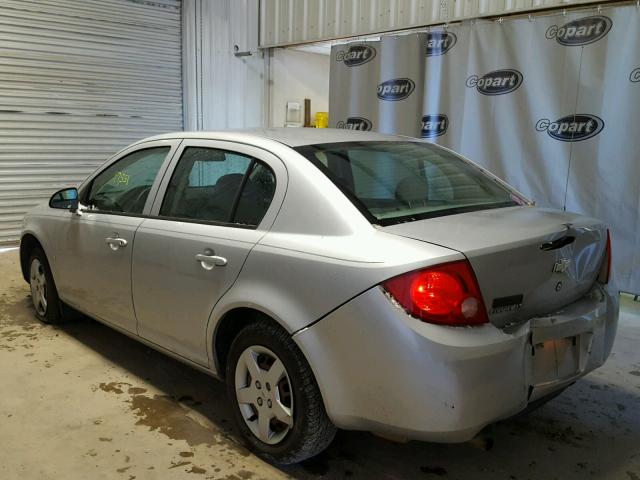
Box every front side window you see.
[295,141,523,225]
[160,147,276,226]
[87,147,170,214]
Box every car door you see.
[131,140,286,366]
[54,140,180,333]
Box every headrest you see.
[215,173,245,190]
[395,176,428,205]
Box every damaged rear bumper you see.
[527,286,618,401]
[293,284,618,443]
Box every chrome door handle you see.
[195,253,228,270]
[106,237,128,251]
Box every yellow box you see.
[315,112,328,128]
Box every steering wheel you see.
[114,185,151,213]
[92,192,124,212]
[130,185,151,212]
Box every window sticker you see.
[111,171,130,186]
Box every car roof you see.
[141,128,410,148]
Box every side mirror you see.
[49,187,79,211]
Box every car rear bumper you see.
[293,284,618,443]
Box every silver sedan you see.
[20,129,618,463]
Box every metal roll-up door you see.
[0,0,183,244]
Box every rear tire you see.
[226,319,336,464]
[28,248,62,324]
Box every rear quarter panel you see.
[205,229,463,371]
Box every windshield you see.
[295,141,524,225]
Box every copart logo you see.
[421,114,448,138]
[336,117,373,131]
[426,32,457,56]
[545,16,612,46]
[536,114,604,142]
[377,78,415,101]
[466,69,523,96]
[630,67,640,83]
[336,44,377,67]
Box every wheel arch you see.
[212,306,288,379]
[20,233,45,283]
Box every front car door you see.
[131,140,286,366]
[54,140,180,333]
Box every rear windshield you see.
[295,141,523,225]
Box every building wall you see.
[182,0,266,131]
[259,0,605,47]
[0,0,182,244]
[269,48,330,128]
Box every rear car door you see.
[131,140,286,366]
[54,140,179,333]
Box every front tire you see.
[226,320,336,464]
[28,248,62,324]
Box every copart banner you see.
[329,5,640,293]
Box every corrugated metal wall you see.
[182,0,265,130]
[0,0,182,244]
[259,0,604,47]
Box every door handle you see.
[195,253,228,270]
[106,236,128,251]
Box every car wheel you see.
[226,319,336,464]
[28,248,62,324]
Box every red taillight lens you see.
[382,260,489,326]
[598,229,611,284]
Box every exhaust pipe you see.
[468,426,494,451]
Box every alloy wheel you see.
[234,345,294,445]
[30,258,47,316]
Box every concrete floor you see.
[1,250,639,480]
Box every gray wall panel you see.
[0,0,182,244]
[182,0,264,131]
[260,0,605,47]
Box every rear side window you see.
[187,152,252,187]
[234,162,276,226]
[160,147,276,226]
[295,141,522,225]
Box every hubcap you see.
[234,345,294,445]
[29,258,47,316]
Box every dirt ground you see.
[1,250,639,480]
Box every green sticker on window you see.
[111,171,130,186]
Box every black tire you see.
[225,319,336,464]
[28,247,62,324]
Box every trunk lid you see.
[382,206,608,327]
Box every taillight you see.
[597,229,611,284]
[382,260,489,326]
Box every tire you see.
[28,247,62,324]
[226,319,336,464]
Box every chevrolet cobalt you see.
[20,129,618,463]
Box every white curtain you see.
[329,5,640,294]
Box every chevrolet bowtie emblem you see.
[552,258,571,273]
